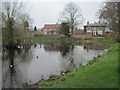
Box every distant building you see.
[42,24,61,34]
[73,29,85,35]
[84,21,106,35]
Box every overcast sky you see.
[26,1,106,29]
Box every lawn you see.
[31,36,82,44]
[39,38,119,88]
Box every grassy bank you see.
[31,36,83,44]
[38,38,119,88]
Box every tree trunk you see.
[118,1,120,42]
[8,20,14,48]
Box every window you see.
[94,27,96,30]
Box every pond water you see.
[2,43,107,88]
[0,46,2,89]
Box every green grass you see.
[97,38,116,46]
[39,38,119,88]
[31,36,82,44]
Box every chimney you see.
[87,21,89,25]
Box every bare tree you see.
[97,1,119,37]
[118,1,120,41]
[1,0,25,23]
[18,13,32,28]
[59,2,83,35]
[16,13,33,43]
[0,3,2,43]
[0,0,30,48]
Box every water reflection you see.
[44,44,74,56]
[2,45,33,88]
[2,43,107,88]
[0,45,2,89]
[3,49,22,88]
[83,43,106,50]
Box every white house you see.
[84,22,106,35]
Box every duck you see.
[9,64,14,68]
[62,72,65,76]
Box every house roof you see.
[84,23,106,27]
[44,24,61,29]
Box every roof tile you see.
[44,24,61,29]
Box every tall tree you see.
[60,22,70,36]
[59,2,83,35]
[0,0,31,48]
[18,13,32,29]
[97,1,119,37]
[118,1,120,42]
[18,13,32,39]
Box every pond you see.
[2,43,107,88]
[0,46,2,89]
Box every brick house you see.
[84,22,106,35]
[42,24,61,35]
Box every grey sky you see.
[27,2,104,29]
